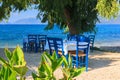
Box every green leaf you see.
[68,54,72,68]
[32,72,39,79]
[13,65,28,76]
[41,54,53,76]
[1,67,16,80]
[11,46,26,65]
[72,67,85,78]
[38,63,47,78]
[43,52,52,65]
[52,57,63,71]
[62,56,68,68]
[32,72,50,80]
[38,71,47,78]
[8,69,17,80]
[0,57,9,66]
[4,48,12,61]
[62,68,70,80]
[38,62,45,73]
[4,67,10,80]
[43,62,52,76]
[52,51,57,60]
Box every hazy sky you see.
[3,9,120,24]
[8,9,39,23]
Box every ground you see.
[0,48,120,80]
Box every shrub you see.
[0,46,28,80]
[0,46,85,80]
[32,51,85,80]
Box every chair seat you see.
[68,50,86,57]
[29,42,35,45]
[58,51,63,55]
[39,41,45,44]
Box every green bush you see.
[32,51,64,80]
[0,46,28,80]
[32,51,85,80]
[62,54,85,80]
[0,46,85,80]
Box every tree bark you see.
[64,8,80,35]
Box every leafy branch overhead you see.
[96,0,120,19]
[0,0,119,34]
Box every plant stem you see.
[20,75,24,80]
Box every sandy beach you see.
[1,48,120,80]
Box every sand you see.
[1,48,120,80]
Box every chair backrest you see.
[88,35,95,47]
[76,35,90,54]
[38,35,47,44]
[67,34,77,41]
[47,37,64,57]
[78,35,89,42]
[28,34,37,42]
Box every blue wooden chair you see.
[38,35,47,52]
[67,34,77,41]
[47,37,64,57]
[89,35,95,52]
[23,38,28,52]
[69,35,90,71]
[27,34,37,52]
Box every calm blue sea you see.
[0,24,120,48]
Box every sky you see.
[1,9,120,24]
[4,9,39,23]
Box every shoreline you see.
[1,44,120,53]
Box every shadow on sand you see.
[88,49,120,71]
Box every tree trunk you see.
[64,8,80,35]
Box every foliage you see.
[32,51,85,80]
[0,0,120,34]
[37,0,99,34]
[32,51,64,80]
[0,46,28,80]
[0,46,84,80]
[62,54,85,80]
[96,0,120,19]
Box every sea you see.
[0,24,120,48]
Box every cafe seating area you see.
[23,34,47,53]
[23,34,95,71]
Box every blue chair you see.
[89,35,95,52]
[27,34,37,52]
[69,35,90,71]
[47,37,64,57]
[23,38,28,52]
[38,35,47,52]
[67,34,77,41]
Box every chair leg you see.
[42,44,44,51]
[85,56,88,72]
[91,44,94,52]
[23,42,27,52]
[35,43,38,53]
[76,56,79,68]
